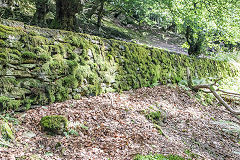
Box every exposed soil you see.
[139,32,188,55]
[1,86,239,160]
[80,18,188,55]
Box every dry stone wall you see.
[0,19,239,111]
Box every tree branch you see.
[187,67,240,116]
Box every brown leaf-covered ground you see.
[1,86,239,160]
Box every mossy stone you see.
[21,51,38,60]
[146,110,167,125]
[40,115,68,135]
[0,96,10,111]
[0,22,239,113]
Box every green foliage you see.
[80,124,89,131]
[146,111,164,125]
[1,0,240,57]
[0,0,35,23]
[144,104,167,135]
[134,154,186,160]
[67,129,79,136]
[0,97,22,111]
[39,53,51,61]
[210,51,240,63]
[0,117,15,141]
[40,115,68,135]
[219,76,240,94]
[73,94,81,100]
[164,0,240,55]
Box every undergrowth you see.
[178,76,240,107]
[0,114,15,147]
[209,51,240,63]
[134,154,187,160]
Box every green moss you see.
[66,35,90,48]
[73,94,81,100]
[61,75,79,88]
[48,45,61,54]
[0,25,16,39]
[0,96,10,111]
[46,86,56,104]
[30,35,49,46]
[0,32,7,39]
[0,22,239,112]
[67,60,78,74]
[57,43,67,55]
[55,86,70,102]
[134,154,186,160]
[8,100,21,110]
[32,91,49,105]
[12,49,21,56]
[34,46,47,55]
[40,115,68,135]
[0,39,7,47]
[39,53,51,61]
[0,24,16,32]
[46,55,75,76]
[88,83,102,96]
[21,51,38,60]
[0,52,8,63]
[10,54,21,62]
[0,96,21,111]
[146,111,165,125]
[22,98,34,110]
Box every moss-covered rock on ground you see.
[40,115,68,135]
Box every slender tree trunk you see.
[55,0,83,30]
[32,0,49,27]
[186,25,206,56]
[97,0,105,29]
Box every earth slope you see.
[1,86,239,160]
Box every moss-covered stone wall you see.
[0,19,239,111]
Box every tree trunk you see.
[86,0,100,19]
[32,0,50,27]
[97,0,105,29]
[185,26,205,56]
[55,0,83,30]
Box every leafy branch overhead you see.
[1,0,239,54]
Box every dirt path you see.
[1,86,239,160]
[136,30,188,55]
[102,19,189,55]
[139,35,188,55]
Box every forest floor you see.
[1,85,239,160]
[80,18,188,55]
